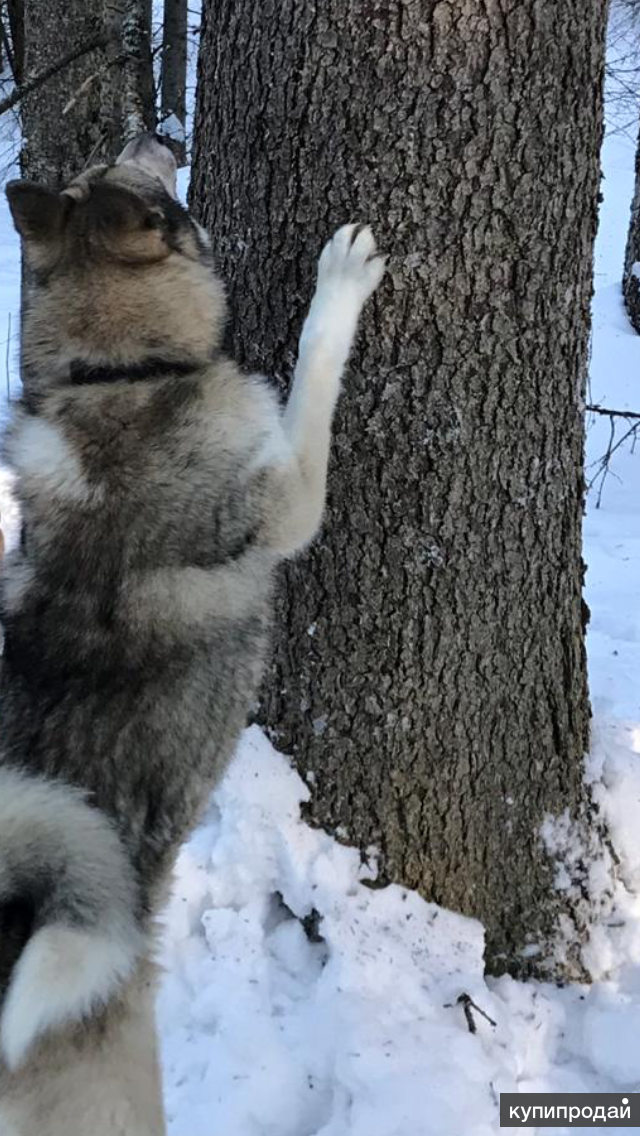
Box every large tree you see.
[191,0,610,977]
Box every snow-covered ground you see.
[2,17,640,1135]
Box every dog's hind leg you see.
[257,225,385,555]
[0,961,166,1136]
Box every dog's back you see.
[1,359,277,886]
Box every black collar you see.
[67,357,202,386]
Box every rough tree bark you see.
[623,120,640,332]
[191,0,610,977]
[160,0,187,164]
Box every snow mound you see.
[157,722,640,1136]
[158,726,505,1136]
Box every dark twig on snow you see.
[586,403,640,421]
[444,993,497,1035]
[0,32,109,118]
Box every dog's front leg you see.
[267,225,385,555]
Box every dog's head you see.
[6,134,225,380]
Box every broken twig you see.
[444,992,497,1035]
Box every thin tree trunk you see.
[192,0,610,979]
[160,0,187,164]
[623,119,640,330]
[5,0,24,85]
[117,0,156,140]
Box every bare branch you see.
[0,31,109,118]
[118,0,156,138]
[62,70,102,117]
[586,404,640,507]
[586,403,640,421]
[62,51,126,117]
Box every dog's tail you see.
[0,767,144,1071]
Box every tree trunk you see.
[160,0,187,164]
[624,119,640,331]
[191,0,609,978]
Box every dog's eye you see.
[143,209,164,231]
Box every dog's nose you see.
[115,133,178,198]
[118,132,168,160]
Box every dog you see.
[0,133,384,1133]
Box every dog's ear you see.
[5,182,69,243]
[85,183,170,264]
[88,182,163,234]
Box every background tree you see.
[19,0,155,185]
[160,0,187,164]
[4,1,23,84]
[0,2,22,85]
[191,0,610,978]
[624,121,640,330]
[21,0,105,184]
[117,0,156,142]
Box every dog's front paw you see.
[316,224,386,308]
[299,225,386,368]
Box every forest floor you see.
[0,30,640,1136]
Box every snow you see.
[158,727,496,1136]
[1,12,640,1135]
[158,113,186,145]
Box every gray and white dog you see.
[0,134,384,1127]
